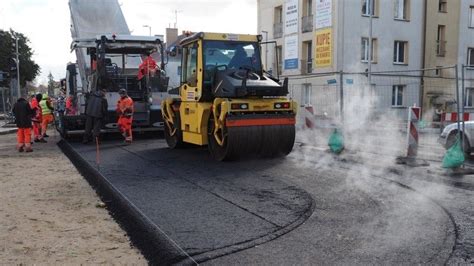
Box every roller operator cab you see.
[162,32,297,161]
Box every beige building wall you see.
[423,0,461,117]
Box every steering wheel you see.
[234,65,259,80]
[233,69,259,80]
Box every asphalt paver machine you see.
[59,0,169,137]
[58,35,168,137]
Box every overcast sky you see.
[0,0,257,85]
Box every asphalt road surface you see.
[64,135,473,264]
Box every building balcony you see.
[300,59,313,74]
[302,15,313,33]
[273,22,283,39]
[436,40,446,57]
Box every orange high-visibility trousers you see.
[17,128,32,151]
[118,116,133,143]
[41,113,54,137]
[32,121,41,140]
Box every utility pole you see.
[261,30,268,70]
[14,35,20,99]
[174,10,182,28]
[368,0,373,86]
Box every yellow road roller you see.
[162,32,297,161]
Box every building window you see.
[470,6,474,28]
[362,0,377,16]
[437,25,446,56]
[303,84,312,106]
[392,85,404,107]
[361,37,377,62]
[302,0,313,33]
[394,0,410,20]
[468,48,474,67]
[439,0,447,12]
[466,88,474,107]
[304,0,312,16]
[302,41,312,74]
[276,45,283,75]
[435,66,442,77]
[394,41,408,64]
[273,6,283,39]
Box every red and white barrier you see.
[304,105,315,129]
[407,106,421,158]
[441,112,474,123]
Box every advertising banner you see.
[315,0,332,29]
[285,0,298,35]
[284,35,299,70]
[314,28,332,68]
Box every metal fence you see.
[287,66,460,130]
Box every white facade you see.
[258,0,424,120]
[258,0,425,74]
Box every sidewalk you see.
[0,120,17,135]
[0,132,145,264]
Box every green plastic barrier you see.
[328,128,344,154]
[418,119,427,129]
[442,136,465,168]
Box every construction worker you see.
[12,96,34,152]
[39,94,54,141]
[83,89,108,144]
[137,51,158,80]
[30,93,44,143]
[117,89,133,144]
[39,94,54,142]
[65,95,77,115]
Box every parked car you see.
[439,121,472,155]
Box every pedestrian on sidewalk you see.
[82,89,108,144]
[12,97,34,152]
[30,93,44,143]
[39,94,54,141]
[116,89,134,144]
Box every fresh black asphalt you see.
[62,137,457,264]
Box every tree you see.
[0,29,40,88]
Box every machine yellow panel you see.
[180,102,212,146]
[183,131,207,146]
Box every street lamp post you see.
[143,25,151,36]
[14,36,20,99]
[261,30,268,71]
[368,0,373,86]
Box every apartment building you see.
[258,0,474,121]
[423,0,474,117]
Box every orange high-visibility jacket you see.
[137,56,158,80]
[117,96,134,116]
